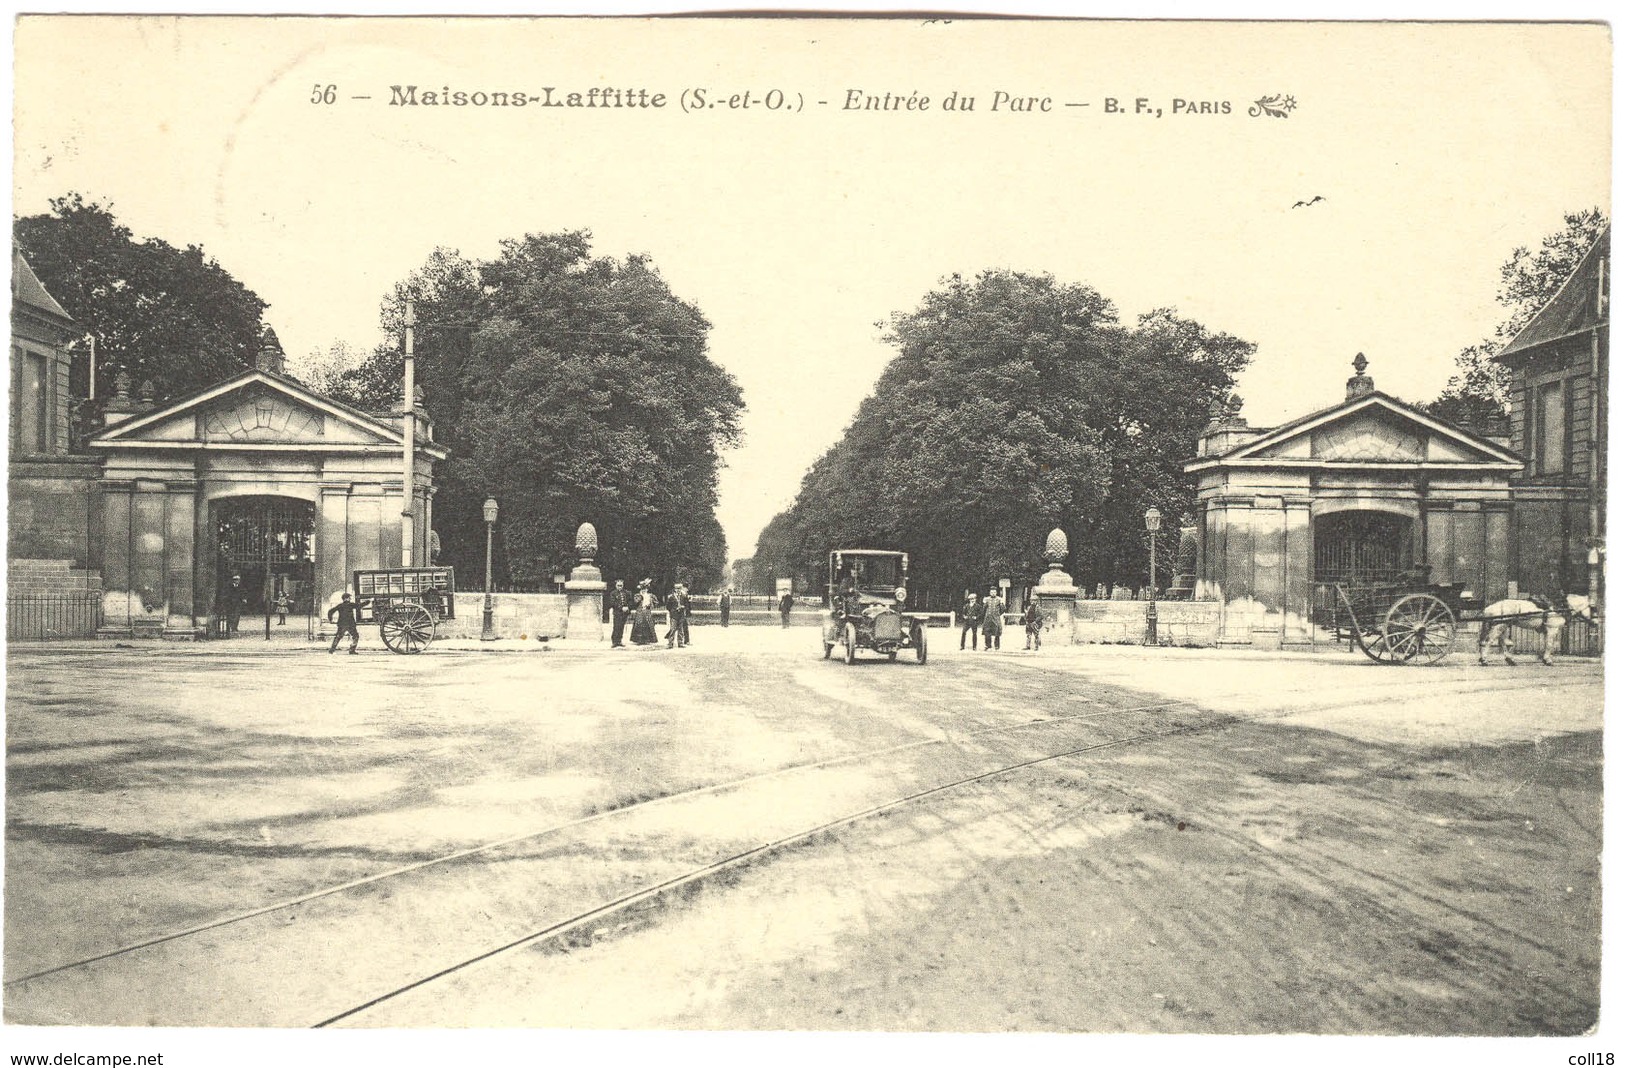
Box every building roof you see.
[12,251,74,325]
[1496,225,1609,361]
[88,366,450,460]
[1185,389,1523,473]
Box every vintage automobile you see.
[821,549,928,664]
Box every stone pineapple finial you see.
[575,522,599,565]
[1043,527,1069,568]
[1037,526,1075,590]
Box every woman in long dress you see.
[630,578,658,646]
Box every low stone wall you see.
[1070,599,1220,647]
[428,593,569,641]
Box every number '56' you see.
[310,84,337,104]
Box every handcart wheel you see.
[381,603,436,654]
[1382,593,1457,665]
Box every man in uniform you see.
[719,589,732,628]
[981,586,1005,651]
[607,578,632,648]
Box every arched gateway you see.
[86,362,446,639]
[215,495,316,619]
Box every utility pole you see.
[402,300,416,567]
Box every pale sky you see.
[11,16,1612,559]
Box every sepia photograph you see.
[3,7,1614,1065]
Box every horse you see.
[1477,594,1594,666]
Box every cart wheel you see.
[1383,594,1457,665]
[381,603,435,654]
[844,622,858,665]
[914,625,928,664]
[1355,623,1403,664]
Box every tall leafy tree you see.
[1430,208,1609,426]
[337,233,742,591]
[754,270,1251,600]
[14,194,267,421]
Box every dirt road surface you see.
[4,631,1604,1038]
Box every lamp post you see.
[1144,506,1162,646]
[481,497,498,641]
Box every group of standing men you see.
[959,587,1043,652]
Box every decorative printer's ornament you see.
[575,522,599,563]
[1249,94,1297,118]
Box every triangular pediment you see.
[88,370,447,457]
[1214,393,1521,467]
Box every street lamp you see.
[1144,506,1162,646]
[481,497,499,641]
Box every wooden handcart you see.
[352,566,456,654]
[1329,576,1478,665]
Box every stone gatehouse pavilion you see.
[1183,356,1528,649]
[8,252,446,639]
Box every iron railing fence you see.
[7,593,102,640]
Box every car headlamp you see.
[894,586,908,603]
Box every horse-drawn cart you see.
[1329,573,1593,666]
[352,566,456,654]
[1329,575,1477,665]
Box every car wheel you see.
[915,626,928,664]
[844,622,857,665]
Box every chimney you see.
[256,325,286,375]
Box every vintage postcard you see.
[4,11,1613,1066]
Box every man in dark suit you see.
[223,574,246,637]
[665,583,690,648]
[607,579,632,648]
[960,590,982,650]
[719,589,732,628]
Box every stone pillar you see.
[564,522,607,641]
[1484,502,1512,601]
[317,483,352,632]
[97,480,134,637]
[164,482,199,639]
[129,483,168,636]
[1248,498,1285,650]
[192,480,214,636]
[1283,497,1313,646]
[1034,527,1079,645]
[1217,497,1256,646]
